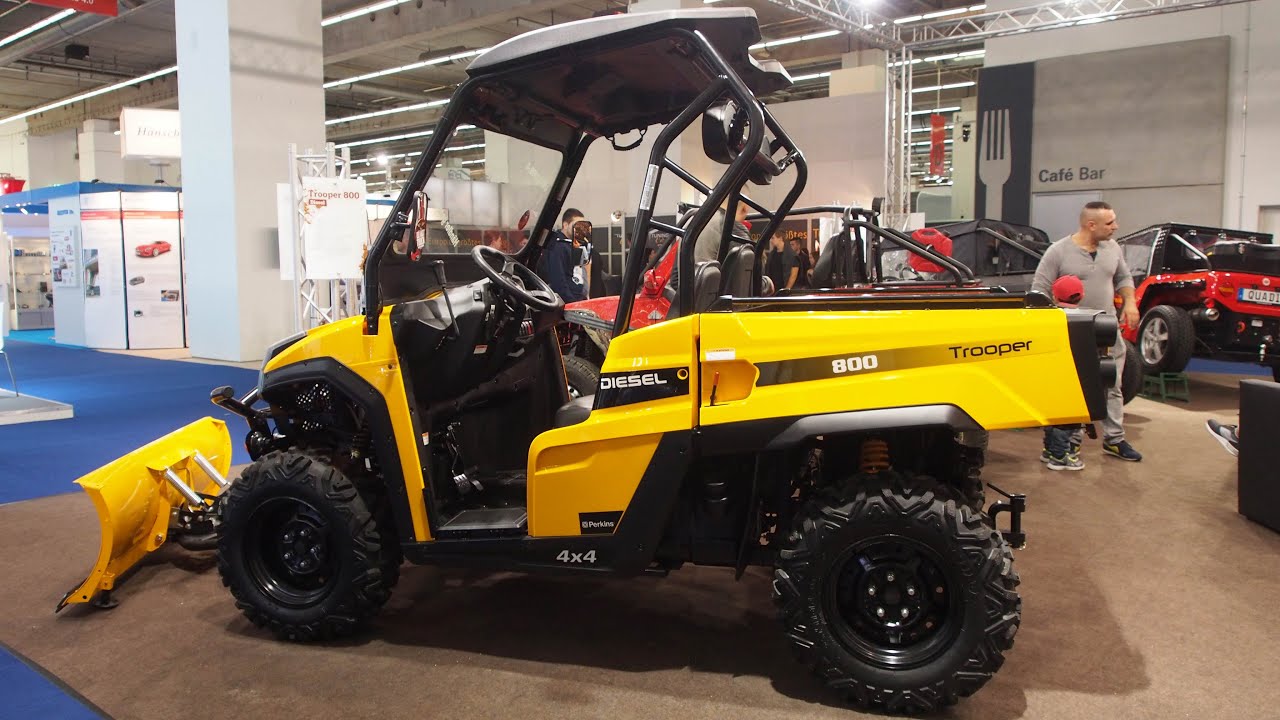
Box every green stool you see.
[1141,372,1190,402]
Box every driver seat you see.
[665,261,722,320]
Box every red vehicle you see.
[1118,223,1280,379]
[559,204,985,392]
[135,241,172,258]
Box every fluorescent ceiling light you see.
[321,0,411,27]
[791,71,831,82]
[750,29,839,51]
[323,49,487,89]
[910,139,955,147]
[909,106,960,115]
[325,99,449,126]
[968,4,987,11]
[445,143,485,152]
[912,81,976,93]
[0,8,74,49]
[921,8,967,20]
[461,159,485,165]
[332,124,476,150]
[0,65,178,127]
[910,124,954,133]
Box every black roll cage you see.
[361,26,811,338]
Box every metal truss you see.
[287,143,361,333]
[905,0,1255,49]
[883,45,913,226]
[760,0,904,50]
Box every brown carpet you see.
[2,373,1279,720]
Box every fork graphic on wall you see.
[978,108,1011,220]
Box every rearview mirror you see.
[702,100,747,165]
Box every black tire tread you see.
[1122,339,1142,404]
[773,473,1020,714]
[217,450,398,641]
[562,353,601,398]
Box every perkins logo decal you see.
[600,372,668,390]
[948,341,1032,359]
[578,511,623,535]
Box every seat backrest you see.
[811,228,864,288]
[720,242,755,297]
[666,261,722,319]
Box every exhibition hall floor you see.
[0,349,1277,719]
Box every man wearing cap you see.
[1032,201,1142,464]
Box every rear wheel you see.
[1138,305,1195,374]
[774,472,1020,713]
[563,354,600,398]
[1122,340,1142,405]
[217,450,398,641]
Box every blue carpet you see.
[1186,357,1270,377]
[6,329,59,346]
[0,644,105,720]
[0,341,257,505]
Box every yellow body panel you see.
[263,310,433,541]
[698,309,1091,430]
[526,317,698,536]
[61,417,231,608]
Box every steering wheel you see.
[472,244,563,312]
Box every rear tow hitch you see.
[986,483,1027,549]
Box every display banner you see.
[79,192,128,349]
[300,177,368,280]
[119,108,181,159]
[32,0,117,16]
[121,192,184,349]
[974,62,1035,225]
[929,114,946,177]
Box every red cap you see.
[1052,275,1085,308]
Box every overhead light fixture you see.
[910,139,955,147]
[0,65,178,127]
[445,143,485,152]
[790,71,832,82]
[333,124,476,150]
[0,8,74,50]
[323,48,487,89]
[325,99,449,126]
[321,0,411,28]
[750,29,840,51]
[910,124,955,133]
[912,81,976,93]
[895,4,986,25]
[461,159,484,165]
[909,106,961,116]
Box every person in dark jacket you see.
[538,208,587,303]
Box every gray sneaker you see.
[1047,452,1085,471]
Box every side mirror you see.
[702,100,748,165]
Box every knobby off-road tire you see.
[1122,339,1142,405]
[1138,305,1195,374]
[563,353,600,399]
[217,451,399,641]
[774,473,1020,714]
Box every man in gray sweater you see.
[1031,201,1143,464]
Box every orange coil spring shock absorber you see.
[859,438,890,474]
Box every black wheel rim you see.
[823,534,963,669]
[243,497,337,609]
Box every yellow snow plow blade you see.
[57,417,233,611]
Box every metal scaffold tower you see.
[287,142,360,333]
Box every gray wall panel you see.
[1031,37,1229,194]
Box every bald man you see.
[1032,201,1142,464]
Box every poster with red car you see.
[121,192,184,349]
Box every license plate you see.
[1239,288,1280,306]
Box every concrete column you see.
[175,0,326,362]
[78,119,124,183]
[26,129,78,187]
[0,120,29,183]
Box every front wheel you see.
[1122,340,1142,405]
[774,473,1020,713]
[562,354,600,399]
[217,451,399,641]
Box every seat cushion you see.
[554,394,595,428]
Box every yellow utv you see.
[61,8,1118,714]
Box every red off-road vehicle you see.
[1118,223,1280,380]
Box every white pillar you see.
[0,120,30,183]
[175,0,325,362]
[78,119,124,183]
